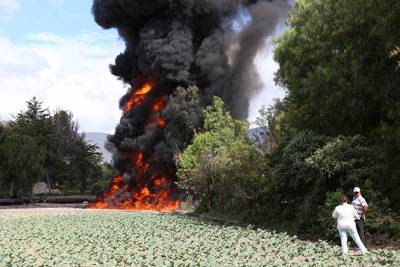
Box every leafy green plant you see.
[0,211,398,266]
[177,97,268,212]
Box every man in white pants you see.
[332,195,368,256]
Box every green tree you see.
[88,162,114,194]
[3,98,103,194]
[0,134,45,198]
[9,97,56,187]
[10,97,53,143]
[274,0,400,136]
[268,130,328,230]
[65,136,102,192]
[177,97,267,211]
[49,109,102,192]
[274,0,400,214]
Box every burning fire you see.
[88,82,180,212]
[151,96,166,112]
[87,171,180,212]
[123,83,153,113]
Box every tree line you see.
[176,0,400,242]
[0,97,111,199]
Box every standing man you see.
[352,187,368,246]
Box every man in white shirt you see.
[332,195,368,255]
[352,186,368,246]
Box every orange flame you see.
[156,117,166,127]
[88,83,179,212]
[123,83,153,113]
[133,152,144,166]
[87,154,180,212]
[87,176,180,212]
[151,96,166,112]
[144,96,167,128]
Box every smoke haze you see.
[90,0,290,209]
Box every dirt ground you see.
[0,205,162,217]
[0,207,92,217]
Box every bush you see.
[317,189,400,243]
[267,130,328,230]
[177,97,268,212]
[306,135,380,191]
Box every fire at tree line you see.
[1,0,400,244]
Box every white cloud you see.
[0,36,48,78]
[0,0,20,19]
[26,32,66,43]
[248,38,286,127]
[0,32,126,133]
[0,29,284,132]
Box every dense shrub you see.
[267,130,328,231]
[266,131,400,239]
[177,97,268,212]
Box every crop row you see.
[0,210,399,266]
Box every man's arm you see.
[362,203,368,216]
[361,198,368,217]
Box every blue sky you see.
[1,0,111,41]
[0,0,286,133]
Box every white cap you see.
[353,187,361,193]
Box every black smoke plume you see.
[91,0,290,209]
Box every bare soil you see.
[0,206,163,217]
[0,207,91,217]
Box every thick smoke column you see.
[89,0,290,211]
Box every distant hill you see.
[84,132,112,163]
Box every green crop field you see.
[0,209,399,266]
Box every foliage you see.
[88,162,114,194]
[379,123,400,212]
[318,190,400,242]
[390,46,400,69]
[177,97,268,211]
[0,97,103,197]
[274,0,400,137]
[267,0,400,239]
[265,130,400,239]
[267,130,328,230]
[305,135,380,190]
[63,135,102,192]
[0,211,399,266]
[0,134,45,198]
